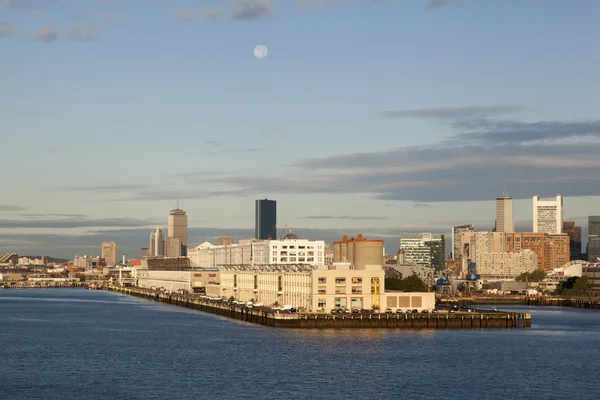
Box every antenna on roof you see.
[176,200,179,209]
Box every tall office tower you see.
[588,216,600,262]
[562,221,582,260]
[496,192,514,233]
[149,225,166,256]
[255,199,276,240]
[533,195,563,234]
[452,225,474,260]
[101,241,117,265]
[168,207,188,257]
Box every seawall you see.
[440,296,600,310]
[106,286,531,330]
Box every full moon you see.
[254,45,268,59]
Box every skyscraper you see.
[168,208,188,257]
[101,241,117,265]
[496,192,514,233]
[255,199,276,240]
[562,221,582,260]
[588,216,600,262]
[533,195,563,234]
[150,225,166,256]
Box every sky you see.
[1,0,599,259]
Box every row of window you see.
[317,277,364,284]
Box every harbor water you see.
[1,289,599,400]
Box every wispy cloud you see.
[184,147,260,156]
[0,205,27,212]
[382,105,527,119]
[33,26,57,42]
[68,27,100,41]
[192,0,276,21]
[64,183,150,193]
[0,217,157,229]
[413,203,437,209]
[0,22,18,37]
[426,0,467,8]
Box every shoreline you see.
[103,285,531,330]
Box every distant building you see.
[187,232,325,268]
[255,199,276,240]
[562,221,582,260]
[452,225,474,260]
[496,192,514,233]
[533,195,563,234]
[168,208,188,257]
[582,263,600,294]
[588,216,600,262]
[333,234,384,269]
[141,247,150,258]
[459,231,537,278]
[399,233,445,270]
[101,242,117,265]
[150,225,166,256]
[217,236,233,246]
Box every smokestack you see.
[122,254,125,264]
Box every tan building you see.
[496,192,514,233]
[168,208,188,256]
[333,234,384,269]
[101,242,117,265]
[205,263,434,313]
[460,232,538,277]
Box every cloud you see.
[196,0,276,21]
[65,183,150,193]
[382,105,527,119]
[0,217,157,229]
[0,205,27,212]
[68,27,100,41]
[33,27,57,42]
[413,203,436,209]
[302,215,387,220]
[177,8,194,21]
[426,0,467,8]
[19,213,89,218]
[178,117,600,202]
[0,22,18,37]
[184,147,260,156]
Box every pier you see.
[107,286,531,329]
[439,296,600,310]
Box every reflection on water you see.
[1,289,599,400]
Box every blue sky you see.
[1,0,599,258]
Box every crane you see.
[372,277,379,309]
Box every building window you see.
[351,286,362,294]
[318,299,326,308]
[318,277,326,284]
[335,286,346,294]
[208,274,216,277]
[351,277,362,284]
[254,275,258,290]
[335,277,346,284]
[334,297,347,308]
[318,286,326,294]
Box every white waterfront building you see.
[187,234,326,268]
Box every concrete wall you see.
[384,292,435,312]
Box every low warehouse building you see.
[135,268,220,292]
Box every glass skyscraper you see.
[255,199,277,240]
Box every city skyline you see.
[1,0,599,258]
